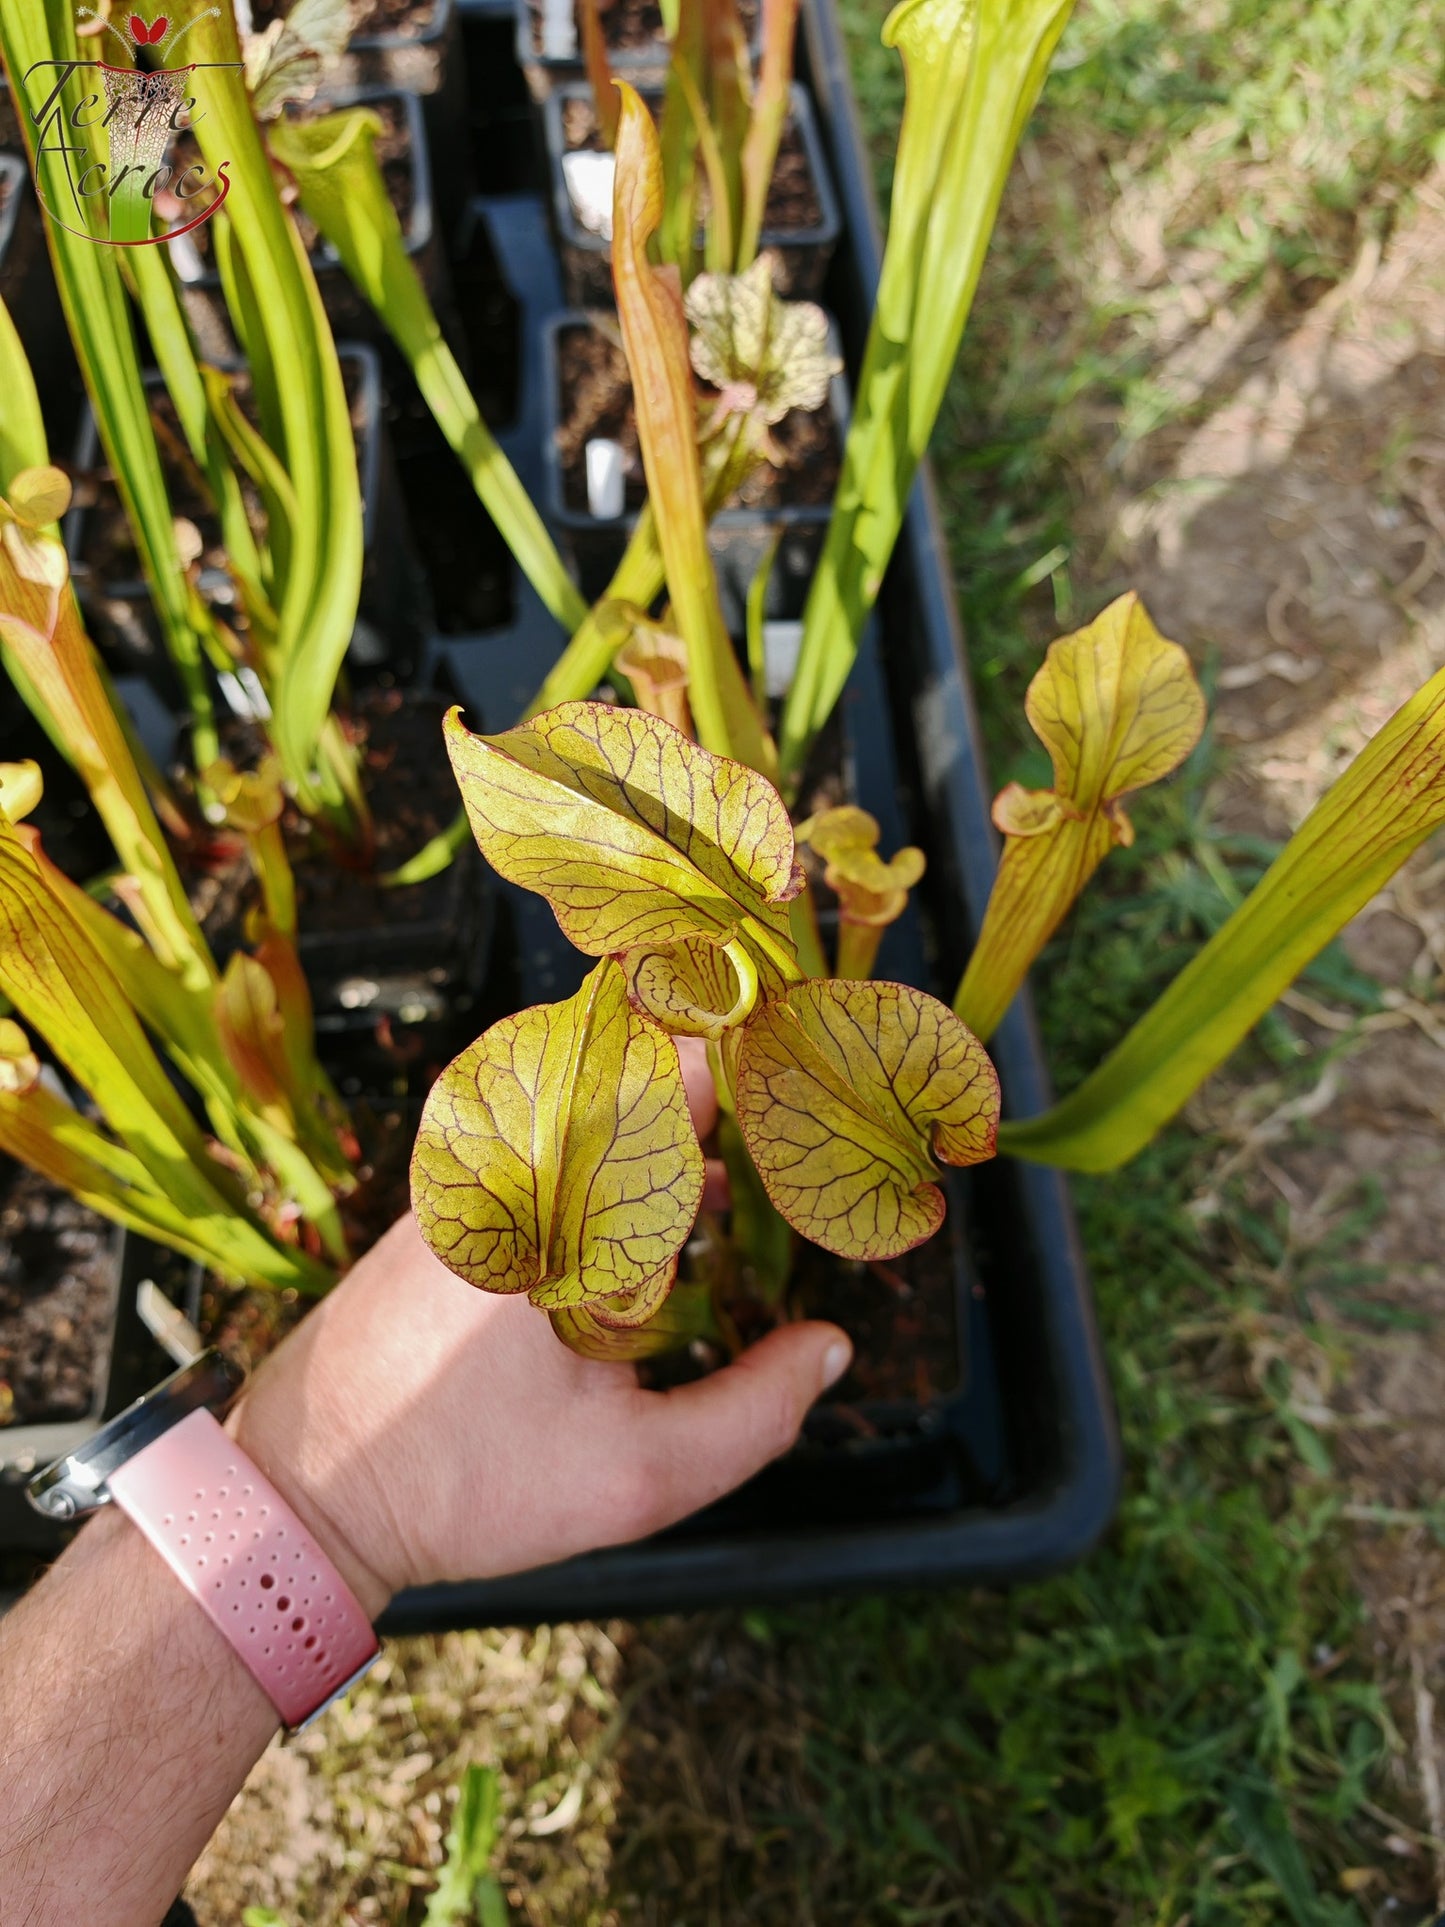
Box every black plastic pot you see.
[544,80,840,306]
[297,736,494,1087]
[0,1208,185,1555]
[339,0,460,95]
[540,308,848,620]
[514,0,760,100]
[329,2,471,249]
[64,342,428,698]
[170,88,444,348]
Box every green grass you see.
[595,2,1445,1918]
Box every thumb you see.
[619,1322,853,1539]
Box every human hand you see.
[228,1043,851,1616]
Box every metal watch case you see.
[26,1349,244,1522]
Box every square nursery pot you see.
[515,0,759,99]
[325,1,471,246]
[0,1162,183,1554]
[64,342,429,700]
[541,307,849,622]
[166,88,445,352]
[384,0,1119,1629]
[544,80,839,305]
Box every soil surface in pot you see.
[189,692,462,955]
[555,320,841,514]
[76,355,372,602]
[251,0,441,32]
[653,1210,963,1421]
[561,96,822,233]
[530,0,757,59]
[0,1169,115,1429]
[169,95,416,268]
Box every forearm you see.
[0,1504,278,1926]
[0,1383,391,1927]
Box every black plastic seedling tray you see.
[380,0,1119,1629]
[0,0,1118,1605]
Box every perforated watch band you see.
[107,1406,379,1731]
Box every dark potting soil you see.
[555,319,841,514]
[76,357,372,605]
[188,691,460,954]
[560,96,822,233]
[0,91,18,151]
[529,0,758,59]
[0,1169,116,1428]
[250,0,440,33]
[293,692,458,933]
[168,94,416,269]
[639,1210,961,1416]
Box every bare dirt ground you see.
[1090,167,1445,1906]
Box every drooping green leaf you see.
[611,83,776,777]
[412,959,704,1308]
[736,979,999,1259]
[0,533,212,989]
[1000,656,1445,1172]
[955,593,1204,1038]
[0,818,325,1290]
[0,1017,275,1277]
[443,701,803,965]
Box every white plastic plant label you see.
[584,439,627,521]
[562,149,616,241]
[763,620,804,699]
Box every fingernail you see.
[820,1338,852,1392]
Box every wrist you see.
[224,1383,394,1622]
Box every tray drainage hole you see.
[259,1572,276,1591]
[275,1595,291,1613]
[290,1616,305,1634]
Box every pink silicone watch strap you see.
[108,1406,379,1731]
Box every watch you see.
[26,1350,380,1732]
